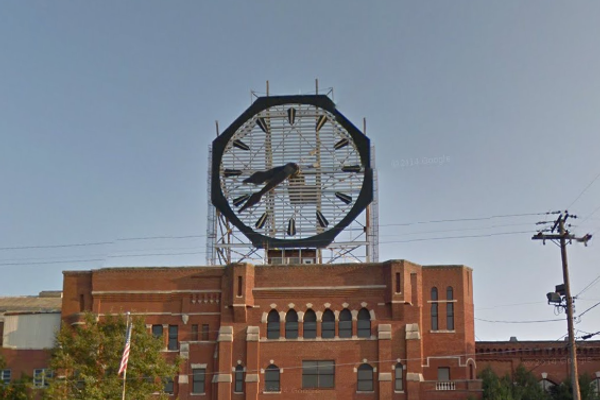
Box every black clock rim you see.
[211,95,373,249]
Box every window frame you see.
[164,377,174,394]
[1,369,11,385]
[192,368,206,394]
[302,360,334,389]
[267,310,280,340]
[33,369,52,388]
[285,309,299,339]
[321,309,335,339]
[338,309,352,338]
[431,303,439,331]
[437,367,450,381]
[152,324,163,339]
[395,363,403,391]
[357,308,371,338]
[357,364,374,392]
[264,364,280,392]
[234,365,244,393]
[168,325,178,351]
[303,309,317,339]
[446,302,454,330]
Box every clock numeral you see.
[224,169,242,177]
[233,194,250,207]
[316,115,327,132]
[342,165,362,173]
[256,117,270,133]
[255,212,268,229]
[287,218,297,236]
[233,140,250,151]
[335,192,352,205]
[287,107,296,125]
[334,138,350,150]
[316,210,329,228]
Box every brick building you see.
[0,291,62,390]
[476,340,600,393]
[62,260,483,400]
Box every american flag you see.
[118,319,132,376]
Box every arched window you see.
[285,310,298,339]
[357,308,371,338]
[339,309,352,338]
[304,309,317,339]
[394,363,403,391]
[322,309,335,339]
[267,310,280,339]
[446,286,454,330]
[234,365,244,393]
[357,364,374,392]
[431,287,439,331]
[265,364,280,392]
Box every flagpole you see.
[121,312,130,400]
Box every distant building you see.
[0,291,61,390]
[62,260,483,400]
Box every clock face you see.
[212,95,372,249]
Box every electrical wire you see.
[577,300,600,319]
[475,317,565,324]
[567,171,600,209]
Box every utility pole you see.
[532,211,593,400]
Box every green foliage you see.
[43,312,179,400]
[512,364,548,400]
[549,374,600,400]
[0,355,32,400]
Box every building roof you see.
[0,291,62,314]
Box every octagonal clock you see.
[211,95,372,249]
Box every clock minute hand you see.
[239,163,299,213]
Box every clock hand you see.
[243,165,287,185]
[239,163,299,212]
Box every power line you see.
[567,170,600,209]
[475,317,565,324]
[577,300,600,319]
[379,211,551,227]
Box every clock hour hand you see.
[239,163,299,212]
[243,165,288,185]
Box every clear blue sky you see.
[1,1,599,341]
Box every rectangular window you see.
[33,369,52,388]
[152,324,163,339]
[237,276,243,296]
[201,324,209,341]
[395,272,401,293]
[168,325,178,350]
[302,360,334,389]
[0,321,4,346]
[431,304,439,331]
[192,368,206,394]
[191,324,199,341]
[1,369,11,385]
[164,377,174,394]
[437,367,450,381]
[79,294,85,312]
[447,303,454,330]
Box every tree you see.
[480,366,515,400]
[512,364,548,400]
[0,354,31,400]
[549,374,600,400]
[44,312,179,400]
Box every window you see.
[202,324,209,341]
[446,286,454,330]
[164,377,174,394]
[192,368,206,394]
[304,309,317,339]
[357,308,371,338]
[33,369,52,388]
[234,365,244,393]
[339,309,352,338]
[152,324,163,339]
[0,321,3,346]
[469,363,474,380]
[285,310,299,339]
[395,272,401,293]
[265,364,280,392]
[447,303,454,330]
[357,364,374,392]
[302,360,334,389]
[322,309,335,339]
[79,294,85,312]
[168,325,178,350]
[395,363,403,391]
[431,287,439,331]
[191,324,199,341]
[237,276,243,296]
[1,369,10,385]
[437,367,450,381]
[267,310,280,339]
